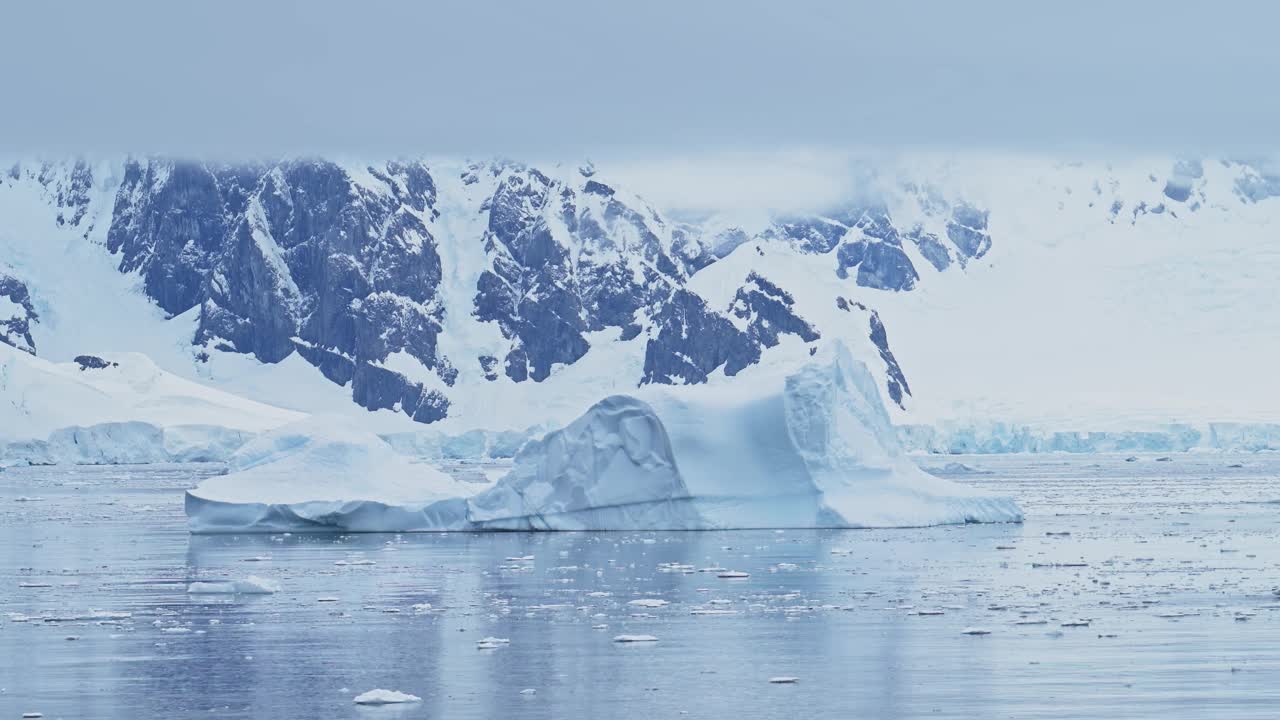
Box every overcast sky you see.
[5,0,1279,158]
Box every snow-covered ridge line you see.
[5,153,1280,434]
[0,154,987,431]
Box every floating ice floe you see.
[186,576,280,595]
[186,345,1022,533]
[613,634,659,643]
[352,689,421,705]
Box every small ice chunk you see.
[352,689,421,705]
[717,571,750,579]
[519,689,537,696]
[628,599,669,608]
[613,634,659,643]
[961,627,992,635]
[769,677,799,684]
[187,576,280,595]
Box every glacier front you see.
[186,344,1022,533]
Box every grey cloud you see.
[3,0,1279,156]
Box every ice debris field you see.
[4,454,1280,719]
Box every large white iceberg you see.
[468,343,1022,530]
[185,416,474,533]
[186,344,1020,532]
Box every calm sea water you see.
[2,454,1279,719]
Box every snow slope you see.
[0,343,301,465]
[4,152,1280,448]
[863,154,1280,430]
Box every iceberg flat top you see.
[188,416,471,506]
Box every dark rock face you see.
[868,310,911,408]
[48,160,94,229]
[764,216,849,254]
[831,205,920,292]
[39,155,943,422]
[1234,160,1280,203]
[2,160,96,233]
[643,273,819,385]
[1162,159,1204,203]
[744,196,982,290]
[73,355,117,371]
[0,273,38,354]
[108,161,248,316]
[946,202,992,261]
[837,296,911,409]
[905,227,952,271]
[642,289,758,384]
[473,165,693,382]
[729,272,821,349]
[853,241,919,291]
[105,158,455,423]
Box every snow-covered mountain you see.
[3,153,1279,443]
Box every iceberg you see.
[185,416,473,533]
[352,689,421,705]
[468,342,1021,530]
[186,344,1020,532]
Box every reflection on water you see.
[3,455,1280,719]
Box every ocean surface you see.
[2,453,1279,719]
